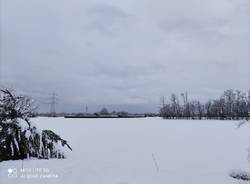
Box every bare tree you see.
[160,90,250,120]
[100,107,109,115]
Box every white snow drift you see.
[0,117,249,184]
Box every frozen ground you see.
[0,117,249,184]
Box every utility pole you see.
[181,91,189,118]
[159,96,166,117]
[49,92,57,117]
[85,105,88,114]
[160,96,165,108]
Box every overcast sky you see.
[1,0,249,113]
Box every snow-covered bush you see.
[230,170,250,181]
[229,120,250,181]
[0,89,72,162]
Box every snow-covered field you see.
[0,117,249,184]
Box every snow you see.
[18,118,30,132]
[0,117,249,184]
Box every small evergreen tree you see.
[0,89,72,162]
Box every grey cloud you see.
[85,3,130,35]
[1,0,249,112]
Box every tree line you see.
[160,89,250,120]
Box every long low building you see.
[64,114,146,118]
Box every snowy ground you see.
[0,117,250,184]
